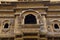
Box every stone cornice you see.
[0,10,14,12]
[0,8,60,12]
[0,1,60,13]
[14,6,48,10]
[45,2,60,6]
[0,1,50,6]
[47,15,60,18]
[0,16,15,18]
[0,1,60,6]
[48,9,60,12]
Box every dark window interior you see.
[16,35,22,38]
[24,14,37,24]
[23,33,37,36]
[24,38,37,40]
[9,38,14,40]
[54,37,60,40]
[54,24,59,29]
[4,23,9,28]
[1,38,14,40]
[1,38,8,40]
[40,35,45,38]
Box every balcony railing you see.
[23,36,39,38]
[19,24,40,28]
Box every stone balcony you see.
[20,24,40,28]
[21,24,40,32]
[17,24,47,35]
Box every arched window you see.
[4,23,9,28]
[24,14,37,24]
[54,24,59,29]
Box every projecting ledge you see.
[15,6,48,10]
[47,32,60,37]
[48,9,60,11]
[0,10,14,12]
[0,34,15,38]
[20,24,40,28]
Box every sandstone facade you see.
[0,0,60,40]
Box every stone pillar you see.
[14,12,20,34]
[42,15,47,33]
[40,12,47,34]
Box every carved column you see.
[14,12,20,34]
[40,12,47,34]
[42,15,47,32]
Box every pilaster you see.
[40,12,47,34]
[14,12,20,35]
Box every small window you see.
[4,23,9,28]
[24,14,37,24]
[54,24,59,29]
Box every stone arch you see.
[22,11,39,17]
[21,10,40,15]
[2,20,10,29]
[20,10,41,24]
[4,23,9,28]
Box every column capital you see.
[41,12,47,16]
